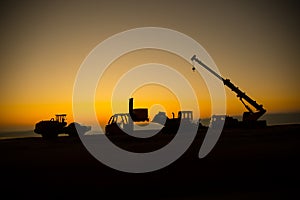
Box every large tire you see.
[64,123,78,137]
[41,132,58,140]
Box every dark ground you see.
[1,124,299,199]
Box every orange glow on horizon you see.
[1,1,299,131]
[3,48,299,131]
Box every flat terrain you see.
[1,125,299,199]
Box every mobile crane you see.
[191,55,267,128]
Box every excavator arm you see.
[191,55,266,122]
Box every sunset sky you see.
[0,0,299,131]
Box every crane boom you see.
[191,55,266,122]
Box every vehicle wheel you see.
[41,132,58,140]
[68,131,78,137]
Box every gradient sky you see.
[0,0,299,131]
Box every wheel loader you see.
[34,114,91,139]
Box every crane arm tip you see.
[191,55,197,61]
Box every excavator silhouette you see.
[191,55,267,128]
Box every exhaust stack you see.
[129,98,149,122]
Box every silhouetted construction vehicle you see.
[34,114,91,139]
[152,110,199,134]
[191,55,267,128]
[105,98,149,135]
[105,98,200,135]
[105,113,133,135]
